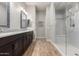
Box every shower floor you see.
[55,35,79,56]
[67,44,79,56]
[56,43,79,56]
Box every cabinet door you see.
[14,35,24,55]
[30,31,33,43]
[24,33,27,51]
[29,31,33,45]
[0,43,13,56]
[14,39,24,56]
[26,31,33,47]
[26,32,30,47]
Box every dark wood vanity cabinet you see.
[13,37,24,56]
[0,31,33,56]
[0,43,14,56]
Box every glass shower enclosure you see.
[55,2,79,56]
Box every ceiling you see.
[25,2,75,11]
[25,2,50,11]
[54,2,75,10]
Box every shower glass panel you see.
[55,9,66,55]
[66,2,79,56]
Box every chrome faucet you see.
[0,27,3,32]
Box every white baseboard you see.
[36,37,47,39]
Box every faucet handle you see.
[0,27,3,32]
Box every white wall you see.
[46,3,56,42]
[10,2,33,30]
[25,5,36,38]
[36,10,46,38]
[10,2,21,30]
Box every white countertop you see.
[0,28,33,38]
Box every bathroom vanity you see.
[0,2,34,56]
[0,29,34,56]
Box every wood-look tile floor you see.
[23,39,61,56]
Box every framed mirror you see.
[0,2,10,27]
[20,11,27,28]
